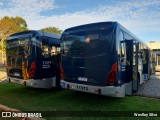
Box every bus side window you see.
[120,42,126,63]
[142,48,147,64]
[57,47,60,54]
[42,44,50,58]
[119,31,126,63]
[51,46,56,56]
[158,55,160,65]
[133,42,137,65]
[51,46,60,56]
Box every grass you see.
[0,83,160,120]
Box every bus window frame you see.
[119,30,126,63]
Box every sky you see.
[0,0,160,43]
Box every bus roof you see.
[37,30,61,39]
[63,21,151,50]
[8,30,61,40]
[63,21,117,35]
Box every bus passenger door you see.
[132,41,139,92]
[143,49,150,80]
[51,46,59,78]
[120,40,133,95]
[41,42,53,78]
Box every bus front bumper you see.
[60,80,126,97]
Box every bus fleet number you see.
[77,85,88,91]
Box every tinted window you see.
[51,46,60,56]
[42,43,50,58]
[61,29,114,57]
[7,38,32,67]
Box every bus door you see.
[132,41,139,92]
[143,49,150,80]
[50,46,59,77]
[121,40,139,95]
[41,41,53,78]
[120,40,133,95]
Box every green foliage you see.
[11,16,27,28]
[0,16,28,37]
[41,27,62,34]
[0,16,28,52]
[0,41,6,51]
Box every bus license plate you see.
[78,77,88,82]
[77,85,88,91]
[14,73,20,76]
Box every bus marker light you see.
[69,85,75,89]
[60,63,65,79]
[94,89,99,93]
[115,91,119,94]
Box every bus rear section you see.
[6,31,61,88]
[60,22,126,97]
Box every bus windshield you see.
[7,37,31,67]
[61,30,114,57]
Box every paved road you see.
[135,72,160,98]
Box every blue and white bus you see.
[6,30,61,88]
[60,22,154,97]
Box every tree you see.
[0,16,28,38]
[41,27,62,34]
[12,16,27,27]
[0,16,28,64]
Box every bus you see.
[148,41,160,72]
[60,22,155,97]
[6,30,61,88]
[150,51,157,74]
